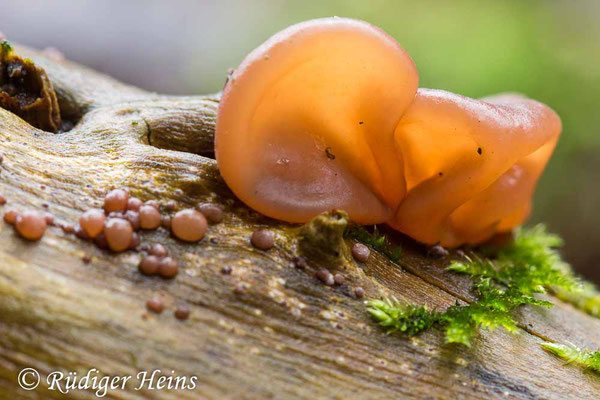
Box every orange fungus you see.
[215,18,561,247]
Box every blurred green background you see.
[2,0,599,281]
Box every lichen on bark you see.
[297,209,349,267]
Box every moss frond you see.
[367,224,582,347]
[0,40,12,53]
[346,225,401,262]
[495,224,580,294]
[541,342,600,373]
[366,297,438,336]
[447,256,497,278]
[437,277,551,346]
[366,277,552,347]
[554,281,600,318]
[441,303,518,346]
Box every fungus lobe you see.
[216,17,418,225]
[215,18,561,247]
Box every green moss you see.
[554,282,600,318]
[492,225,579,294]
[541,342,600,373]
[345,225,401,262]
[0,40,13,53]
[366,297,438,336]
[368,277,553,346]
[367,224,584,347]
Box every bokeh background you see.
[2,0,599,281]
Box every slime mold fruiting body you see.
[215,18,561,247]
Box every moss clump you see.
[554,281,600,318]
[1,40,13,53]
[366,297,437,336]
[368,277,553,346]
[367,224,584,347]
[541,342,600,373]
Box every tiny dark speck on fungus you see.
[477,147,482,155]
[325,147,336,160]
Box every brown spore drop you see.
[79,208,106,238]
[146,298,164,314]
[171,209,207,242]
[3,209,19,225]
[251,229,275,250]
[139,205,161,230]
[104,189,129,213]
[197,203,224,224]
[429,244,449,259]
[44,213,54,225]
[93,232,109,249]
[15,210,47,241]
[149,243,168,257]
[174,304,191,320]
[234,283,248,295]
[139,255,160,276]
[104,218,133,252]
[124,210,141,230]
[108,211,125,219]
[161,215,171,229]
[127,197,143,211]
[158,257,179,279]
[60,223,75,234]
[0,195,6,205]
[75,225,91,240]
[316,268,334,286]
[165,200,176,211]
[82,253,92,264]
[333,273,345,286]
[129,232,141,249]
[351,243,370,263]
[292,256,307,270]
[145,199,160,209]
[220,265,233,275]
[354,287,365,299]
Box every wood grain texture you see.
[0,45,599,400]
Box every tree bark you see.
[0,45,599,400]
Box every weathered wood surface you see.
[0,46,599,400]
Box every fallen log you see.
[0,45,599,399]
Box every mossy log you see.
[0,45,599,400]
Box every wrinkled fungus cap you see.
[216,18,561,247]
[390,90,561,246]
[216,17,419,224]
